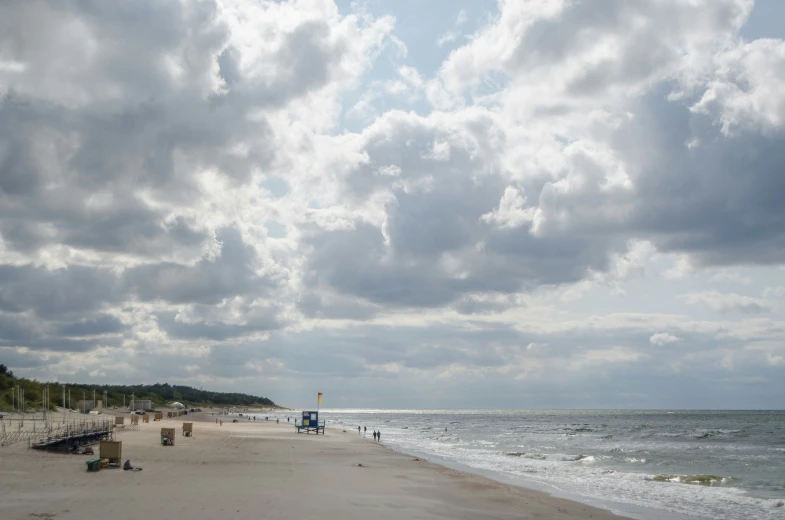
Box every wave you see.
[624,457,648,464]
[505,452,595,462]
[649,474,729,486]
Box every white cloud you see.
[481,186,536,229]
[650,332,681,345]
[709,269,752,285]
[436,9,469,48]
[690,39,785,135]
[680,291,773,314]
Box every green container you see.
[86,458,101,472]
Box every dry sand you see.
[0,410,631,520]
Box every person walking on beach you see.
[358,426,361,434]
[373,430,377,441]
[364,426,367,435]
[377,430,381,442]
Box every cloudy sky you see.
[1,0,784,409]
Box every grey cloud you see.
[305,221,470,307]
[451,295,518,315]
[298,289,379,321]
[619,91,785,266]
[0,310,124,353]
[0,346,56,370]
[124,227,283,305]
[0,0,362,266]
[0,312,39,343]
[0,0,390,371]
[0,264,122,318]
[156,307,283,341]
[56,313,125,337]
[527,84,785,270]
[304,111,624,308]
[505,0,747,96]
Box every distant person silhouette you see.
[358,426,361,434]
[377,430,381,442]
[373,430,377,441]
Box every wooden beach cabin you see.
[142,414,150,423]
[99,440,122,467]
[183,422,193,437]
[160,427,175,446]
[154,412,163,421]
[130,415,139,425]
[114,416,125,427]
[295,411,325,435]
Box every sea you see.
[315,409,785,520]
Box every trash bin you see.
[86,458,102,472]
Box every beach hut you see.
[295,411,325,434]
[154,412,163,421]
[129,399,152,411]
[130,415,139,425]
[160,427,175,446]
[114,416,125,426]
[183,422,193,437]
[99,441,122,466]
[142,414,150,423]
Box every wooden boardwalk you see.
[1,416,114,449]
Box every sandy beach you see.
[0,410,630,520]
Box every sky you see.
[1,0,784,410]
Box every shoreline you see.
[0,409,632,520]
[328,424,655,520]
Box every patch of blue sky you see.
[740,0,785,41]
[334,0,499,133]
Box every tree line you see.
[0,364,277,411]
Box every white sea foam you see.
[322,409,785,520]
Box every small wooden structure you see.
[142,414,150,423]
[160,427,175,446]
[154,412,163,421]
[99,440,122,466]
[130,415,139,425]
[167,411,173,418]
[114,416,125,426]
[295,411,325,435]
[182,422,193,437]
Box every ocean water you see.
[318,409,785,520]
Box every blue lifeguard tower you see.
[295,410,325,434]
